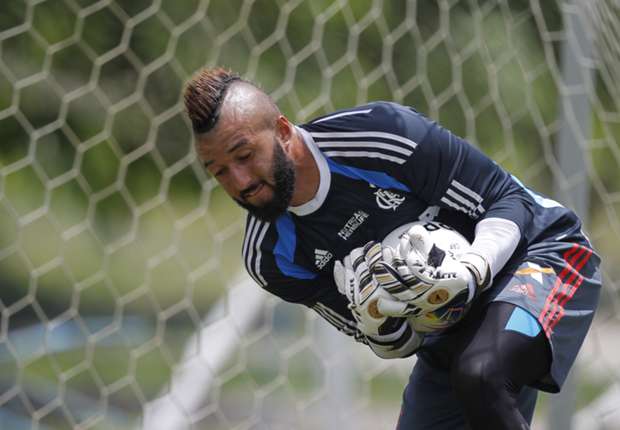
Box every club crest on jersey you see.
[373,187,405,211]
[314,249,333,269]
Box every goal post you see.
[141,278,268,430]
[0,1,619,429]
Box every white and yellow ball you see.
[382,221,472,332]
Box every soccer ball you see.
[381,221,472,333]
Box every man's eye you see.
[238,152,251,161]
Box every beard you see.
[234,142,296,222]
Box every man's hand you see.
[333,241,405,335]
[372,225,482,318]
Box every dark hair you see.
[183,67,241,134]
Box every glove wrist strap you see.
[460,250,491,294]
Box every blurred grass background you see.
[0,0,619,428]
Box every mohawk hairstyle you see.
[183,67,241,134]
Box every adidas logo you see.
[315,249,333,269]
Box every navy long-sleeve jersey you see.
[241,102,582,358]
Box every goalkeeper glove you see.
[333,241,405,336]
[373,224,490,317]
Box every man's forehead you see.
[195,122,250,162]
[194,82,276,161]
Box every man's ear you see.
[276,115,292,145]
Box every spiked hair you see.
[183,67,241,134]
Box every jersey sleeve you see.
[310,287,422,359]
[257,261,421,359]
[243,216,421,358]
[393,103,535,236]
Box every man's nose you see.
[229,165,254,190]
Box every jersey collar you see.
[288,126,331,216]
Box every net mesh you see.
[0,0,619,429]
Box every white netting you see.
[0,0,619,429]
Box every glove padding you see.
[372,225,479,318]
[333,241,406,336]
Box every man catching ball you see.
[183,68,601,429]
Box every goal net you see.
[0,0,619,429]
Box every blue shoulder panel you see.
[274,213,317,280]
[326,157,411,192]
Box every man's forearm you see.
[468,217,521,283]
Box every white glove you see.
[373,225,483,318]
[333,241,405,336]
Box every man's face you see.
[196,117,296,222]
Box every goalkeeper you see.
[183,68,601,430]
